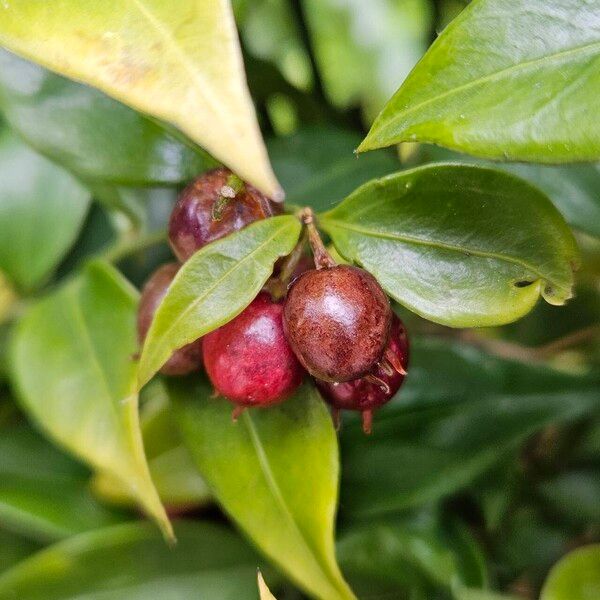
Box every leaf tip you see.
[355,137,372,154]
[257,570,277,600]
[161,519,177,547]
[271,185,286,203]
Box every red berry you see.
[169,167,281,262]
[315,315,409,433]
[203,292,304,407]
[283,265,392,383]
[138,263,203,376]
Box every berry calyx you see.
[315,314,409,434]
[203,292,304,408]
[169,167,281,262]
[138,263,203,376]
[283,264,392,383]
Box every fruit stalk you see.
[300,207,336,269]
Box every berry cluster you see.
[138,168,409,432]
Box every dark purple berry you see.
[283,265,392,383]
[138,263,203,376]
[315,314,409,433]
[169,167,281,262]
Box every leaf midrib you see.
[128,0,236,137]
[141,220,297,381]
[369,39,600,138]
[321,217,567,293]
[65,286,124,432]
[242,411,346,600]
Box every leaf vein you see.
[372,39,600,136]
[322,218,564,290]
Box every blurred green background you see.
[0,1,598,599]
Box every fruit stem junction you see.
[300,207,336,270]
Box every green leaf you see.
[416,145,600,239]
[320,165,579,327]
[0,0,281,197]
[268,126,399,213]
[0,129,89,292]
[0,521,264,600]
[539,470,600,525]
[455,590,521,600]
[541,545,600,600]
[303,0,432,119]
[91,379,210,510]
[0,424,127,542]
[335,335,600,518]
[0,50,215,187]
[172,377,356,600]
[0,272,16,325]
[338,512,486,597]
[359,0,600,162]
[10,261,173,541]
[0,529,40,574]
[138,215,301,387]
[237,0,312,91]
[396,336,597,411]
[493,505,569,580]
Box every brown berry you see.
[283,265,392,382]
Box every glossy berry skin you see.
[283,265,392,383]
[315,314,409,432]
[169,167,281,262]
[138,263,203,376]
[203,293,303,406]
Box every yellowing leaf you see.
[0,0,282,198]
[258,571,277,600]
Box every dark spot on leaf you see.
[514,280,534,288]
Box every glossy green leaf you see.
[258,571,278,600]
[268,127,398,212]
[0,424,126,542]
[320,165,579,327]
[0,129,89,291]
[139,215,301,387]
[0,529,39,574]
[339,355,599,517]
[416,145,600,239]
[10,261,173,540]
[0,50,215,187]
[359,0,600,162]
[395,336,598,411]
[541,545,600,600]
[0,521,264,600]
[0,0,281,197]
[303,0,432,119]
[172,377,356,600]
[92,379,210,510]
